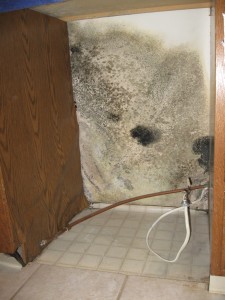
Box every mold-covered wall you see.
[68,9,211,206]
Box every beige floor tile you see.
[98,257,123,271]
[117,228,137,237]
[36,249,63,264]
[170,240,184,252]
[151,239,172,251]
[77,255,102,269]
[106,219,124,227]
[196,214,209,225]
[33,208,210,283]
[88,217,108,226]
[13,265,126,300]
[110,211,128,219]
[0,263,40,300]
[154,230,174,240]
[191,266,210,281]
[47,239,72,251]
[119,276,225,300]
[173,252,192,265]
[93,235,114,246]
[69,223,85,233]
[142,261,168,276]
[193,254,210,266]
[196,224,209,234]
[167,263,191,279]
[76,233,96,243]
[100,226,120,236]
[157,222,176,231]
[126,248,149,261]
[175,222,186,232]
[82,225,102,234]
[112,236,133,247]
[121,259,145,274]
[147,250,170,262]
[193,233,209,243]
[86,244,109,255]
[135,229,148,238]
[132,238,147,249]
[56,252,82,267]
[106,246,128,259]
[68,242,90,253]
[58,230,79,241]
[123,220,141,228]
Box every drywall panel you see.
[69,9,211,206]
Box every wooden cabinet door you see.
[211,0,225,276]
[0,9,87,263]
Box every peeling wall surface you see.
[68,9,211,206]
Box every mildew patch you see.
[130,125,161,146]
[192,136,213,172]
[107,112,121,122]
[68,19,210,206]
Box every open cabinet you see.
[0,9,88,263]
[0,0,225,284]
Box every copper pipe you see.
[42,183,206,247]
[67,184,206,229]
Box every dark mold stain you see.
[130,125,161,146]
[70,45,82,54]
[192,136,213,172]
[107,112,121,122]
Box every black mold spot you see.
[71,45,81,54]
[130,125,161,146]
[192,136,214,172]
[107,112,121,122]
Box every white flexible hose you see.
[146,205,190,263]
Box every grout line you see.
[116,210,143,272]
[10,263,42,299]
[34,209,210,282]
[96,210,132,272]
[116,275,128,300]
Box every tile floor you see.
[1,205,225,299]
[36,205,210,282]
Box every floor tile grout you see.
[116,275,128,300]
[10,263,42,300]
[34,208,210,283]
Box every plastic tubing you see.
[145,196,204,263]
[145,206,190,263]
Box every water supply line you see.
[40,182,207,250]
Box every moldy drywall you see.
[68,9,211,206]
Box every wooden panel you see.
[0,167,18,253]
[33,0,212,21]
[211,0,225,276]
[0,9,87,263]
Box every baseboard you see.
[209,275,225,294]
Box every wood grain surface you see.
[0,167,19,253]
[211,0,225,276]
[32,0,212,21]
[0,9,87,263]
